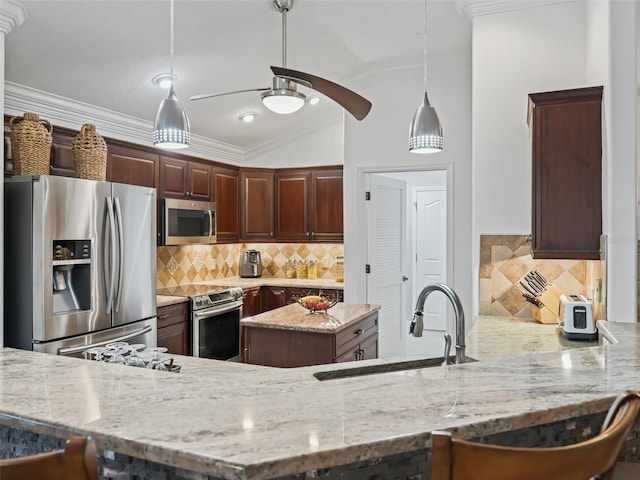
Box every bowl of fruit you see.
[297,294,338,314]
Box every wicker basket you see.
[72,124,107,181]
[9,112,53,175]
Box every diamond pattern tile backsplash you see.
[157,243,344,289]
[479,235,605,319]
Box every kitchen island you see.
[1,316,640,479]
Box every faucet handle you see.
[409,312,424,337]
[442,334,452,366]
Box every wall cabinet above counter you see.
[527,86,603,260]
[3,118,343,244]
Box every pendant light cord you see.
[423,0,427,92]
[170,0,175,81]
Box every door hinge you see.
[365,191,371,201]
[365,264,371,274]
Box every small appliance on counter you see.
[239,249,263,278]
[559,294,597,341]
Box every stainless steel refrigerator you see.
[4,175,157,357]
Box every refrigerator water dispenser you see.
[52,240,92,314]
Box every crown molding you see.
[456,0,575,19]
[0,0,27,34]
[4,82,244,164]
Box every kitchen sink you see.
[312,356,477,381]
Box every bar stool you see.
[431,390,640,480]
[0,436,99,480]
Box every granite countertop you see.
[1,317,638,480]
[240,302,379,333]
[156,277,345,307]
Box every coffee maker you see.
[239,250,263,278]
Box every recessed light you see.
[152,73,177,89]
[239,112,256,123]
[308,95,320,106]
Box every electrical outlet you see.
[322,257,330,268]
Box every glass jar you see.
[307,260,318,279]
[334,256,344,282]
[296,260,307,279]
[285,260,296,279]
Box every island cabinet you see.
[158,156,213,201]
[156,302,190,356]
[274,167,343,242]
[528,86,603,260]
[240,169,275,241]
[242,304,379,368]
[213,166,240,242]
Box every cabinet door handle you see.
[311,232,315,238]
[306,232,310,238]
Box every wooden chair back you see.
[431,390,640,480]
[0,436,99,480]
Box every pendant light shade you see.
[153,0,190,149]
[409,0,443,154]
[409,92,443,153]
[153,85,190,149]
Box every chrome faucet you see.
[409,283,466,365]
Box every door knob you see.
[402,276,409,281]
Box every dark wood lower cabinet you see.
[260,286,288,312]
[242,287,262,318]
[242,311,378,367]
[156,302,190,356]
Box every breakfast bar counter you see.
[1,316,640,479]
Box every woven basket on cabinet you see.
[72,124,108,181]
[9,112,53,175]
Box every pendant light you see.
[408,0,443,154]
[153,0,190,149]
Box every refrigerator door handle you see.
[113,197,125,312]
[57,325,154,356]
[104,197,117,314]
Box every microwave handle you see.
[208,210,214,237]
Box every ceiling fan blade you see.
[189,87,270,101]
[271,66,372,121]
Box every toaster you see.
[559,294,597,341]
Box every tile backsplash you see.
[157,243,344,289]
[479,235,604,319]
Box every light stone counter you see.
[240,302,379,333]
[156,295,189,308]
[1,317,638,480]
[193,276,345,291]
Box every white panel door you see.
[366,174,407,358]
[407,187,447,357]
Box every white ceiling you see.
[4,0,472,152]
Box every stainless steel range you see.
[157,285,244,361]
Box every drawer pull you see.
[354,329,363,336]
[158,314,170,320]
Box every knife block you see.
[531,284,563,324]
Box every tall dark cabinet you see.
[528,86,603,260]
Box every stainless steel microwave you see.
[159,198,216,245]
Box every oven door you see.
[192,300,243,360]
[159,198,216,245]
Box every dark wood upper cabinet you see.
[108,145,158,188]
[275,167,343,242]
[528,86,603,260]
[50,130,75,177]
[187,162,213,201]
[158,156,188,199]
[311,169,343,242]
[158,156,213,201]
[214,166,240,242]
[275,171,312,241]
[240,169,275,242]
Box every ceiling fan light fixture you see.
[261,89,305,114]
[153,85,191,149]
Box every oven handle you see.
[57,325,154,356]
[193,300,243,320]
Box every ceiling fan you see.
[189,0,372,121]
